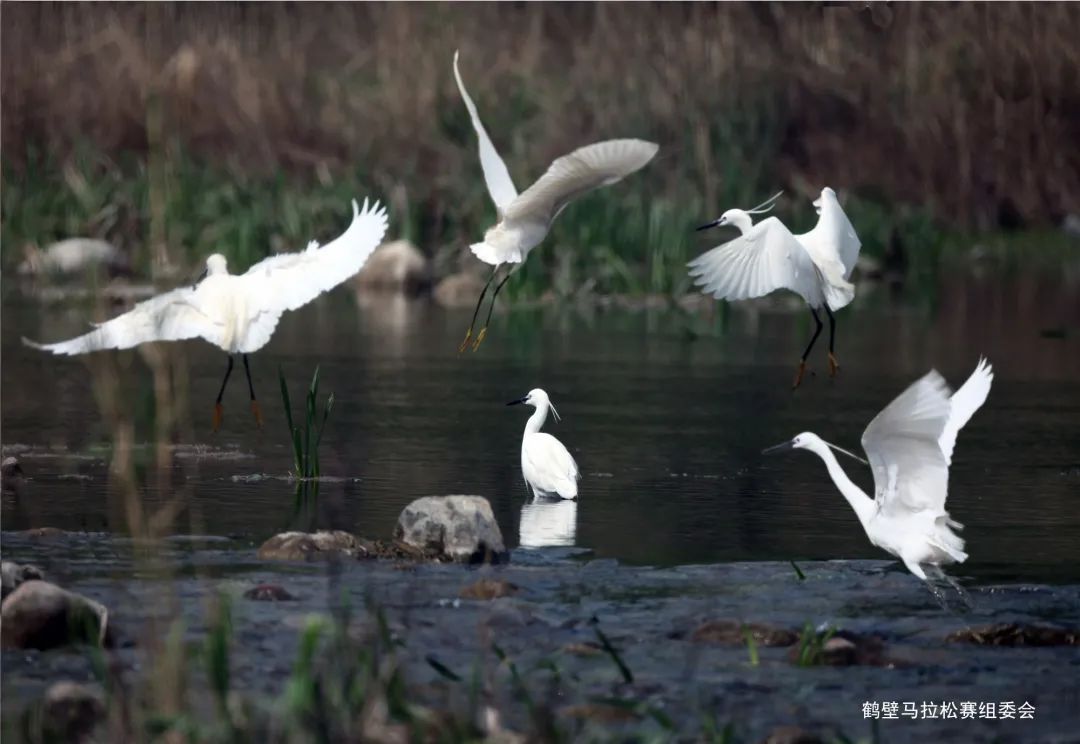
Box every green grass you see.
[278,365,334,481]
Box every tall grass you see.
[279,366,334,480]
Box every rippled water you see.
[3,268,1079,582]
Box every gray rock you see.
[432,271,488,308]
[394,496,508,564]
[1,560,45,599]
[17,238,129,276]
[355,240,431,293]
[1,456,24,493]
[256,530,369,561]
[41,681,106,742]
[1,580,110,649]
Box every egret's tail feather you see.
[469,241,500,265]
[932,515,968,563]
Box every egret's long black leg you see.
[243,354,263,428]
[213,356,234,432]
[825,305,839,378]
[459,265,499,353]
[473,266,515,352]
[793,308,824,390]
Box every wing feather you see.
[523,433,580,499]
[939,358,993,464]
[453,51,518,213]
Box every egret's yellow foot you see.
[471,327,488,352]
[792,361,808,390]
[828,352,840,378]
[458,328,473,354]
[251,400,264,428]
[213,403,224,433]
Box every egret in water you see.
[507,388,580,500]
[763,358,994,604]
[453,51,659,351]
[24,198,389,431]
[689,187,862,388]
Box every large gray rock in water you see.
[257,530,369,561]
[1,560,45,599]
[355,240,431,293]
[41,681,106,742]
[1,580,110,649]
[433,271,488,308]
[394,496,508,564]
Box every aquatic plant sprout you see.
[763,358,994,606]
[507,388,580,500]
[689,187,862,389]
[22,197,388,431]
[452,50,659,351]
[279,366,335,481]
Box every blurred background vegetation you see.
[3,2,1078,297]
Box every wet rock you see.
[257,530,369,561]
[243,584,296,601]
[786,630,886,666]
[2,560,45,599]
[688,619,798,646]
[460,578,519,600]
[394,496,508,564]
[947,623,1080,646]
[562,641,603,656]
[2,455,24,482]
[40,680,106,742]
[22,526,68,539]
[561,702,639,723]
[432,271,488,308]
[1,580,110,649]
[355,240,431,293]
[17,238,129,277]
[760,725,824,744]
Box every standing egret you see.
[763,359,994,603]
[454,51,659,351]
[24,198,389,431]
[507,388,580,500]
[689,187,862,388]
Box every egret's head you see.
[206,254,228,275]
[762,432,820,456]
[812,187,837,215]
[506,388,560,421]
[695,209,741,232]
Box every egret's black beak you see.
[762,440,795,456]
[506,396,527,406]
[192,266,208,289]
[695,219,723,232]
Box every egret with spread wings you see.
[763,359,993,604]
[689,187,862,388]
[507,388,580,500]
[453,51,658,351]
[24,198,389,431]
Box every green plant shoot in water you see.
[279,365,335,480]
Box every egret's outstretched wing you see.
[833,200,862,279]
[453,51,517,214]
[22,286,225,355]
[504,139,658,223]
[939,358,993,464]
[523,433,580,499]
[239,198,389,352]
[861,371,953,515]
[688,217,822,303]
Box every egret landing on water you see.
[24,198,389,432]
[507,388,580,500]
[764,359,994,607]
[453,51,658,352]
[690,187,862,389]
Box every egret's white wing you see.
[22,286,225,355]
[861,371,953,515]
[688,216,822,303]
[833,200,862,279]
[939,358,993,464]
[523,432,580,499]
[238,198,388,352]
[453,51,517,213]
[503,139,659,223]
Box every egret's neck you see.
[807,441,876,531]
[524,406,548,436]
[728,211,754,235]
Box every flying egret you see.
[763,358,994,604]
[24,198,389,431]
[506,388,580,500]
[689,187,862,388]
[453,50,659,351]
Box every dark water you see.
[3,270,1079,582]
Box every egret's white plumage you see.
[507,388,580,500]
[519,499,578,548]
[764,359,993,596]
[689,188,862,386]
[24,198,388,356]
[453,51,658,349]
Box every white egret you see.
[506,388,580,500]
[453,51,659,351]
[689,187,862,388]
[763,358,994,603]
[24,198,389,431]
